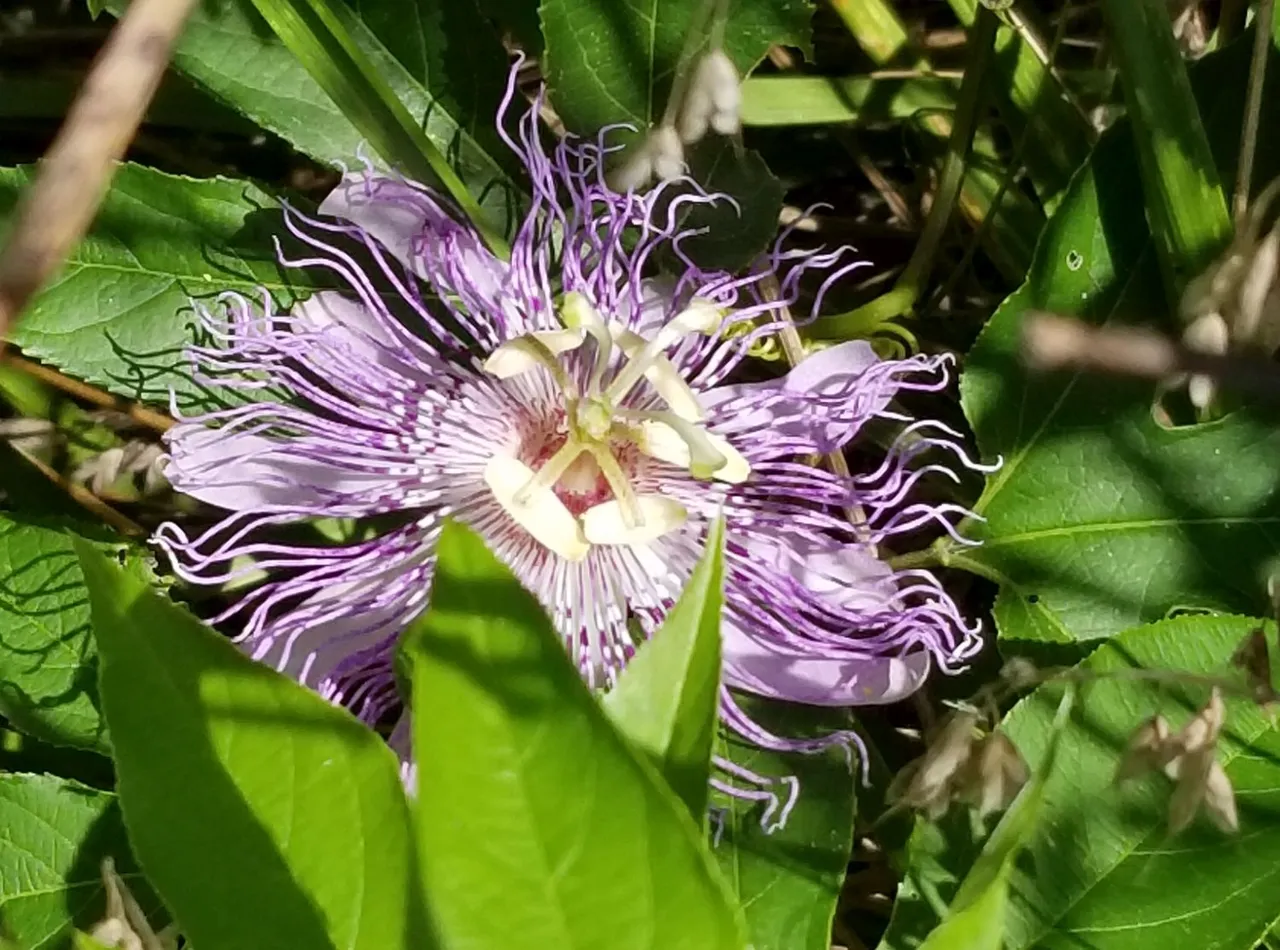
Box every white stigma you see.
[481,293,750,557]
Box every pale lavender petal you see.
[743,532,897,611]
[163,428,401,512]
[702,341,890,453]
[721,627,932,706]
[293,290,398,357]
[320,173,510,335]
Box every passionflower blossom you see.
[155,66,985,830]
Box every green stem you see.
[812,8,999,340]
[1234,0,1275,221]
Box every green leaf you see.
[675,140,787,272]
[713,701,857,950]
[946,0,1093,212]
[408,521,747,950]
[75,540,426,950]
[0,773,159,950]
[347,0,514,168]
[958,34,1280,645]
[242,0,507,252]
[604,517,724,820]
[103,0,521,231]
[1,164,302,412]
[0,513,154,754]
[1100,0,1231,289]
[540,0,811,268]
[915,869,1008,950]
[884,614,1280,950]
[541,0,811,136]
[740,75,960,127]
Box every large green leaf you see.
[712,701,857,950]
[408,521,747,950]
[0,773,159,950]
[347,0,513,167]
[1,164,302,413]
[104,0,522,224]
[540,0,811,269]
[882,614,1280,950]
[956,33,1280,644]
[0,510,153,754]
[604,517,724,821]
[541,0,810,135]
[675,139,786,272]
[76,540,426,950]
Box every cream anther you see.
[483,331,584,390]
[605,298,723,409]
[611,325,705,421]
[483,295,743,558]
[561,292,614,392]
[635,418,750,483]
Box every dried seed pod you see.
[1115,714,1175,783]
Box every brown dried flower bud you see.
[1153,689,1238,835]
[608,125,685,192]
[90,857,178,950]
[1201,759,1239,833]
[999,657,1039,691]
[1165,745,1239,835]
[889,710,980,818]
[1175,688,1225,756]
[1175,177,1280,410]
[1231,627,1277,705]
[1114,714,1175,783]
[959,731,1029,818]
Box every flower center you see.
[480,292,751,561]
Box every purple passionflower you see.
[156,68,984,829]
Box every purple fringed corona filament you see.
[155,66,987,831]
